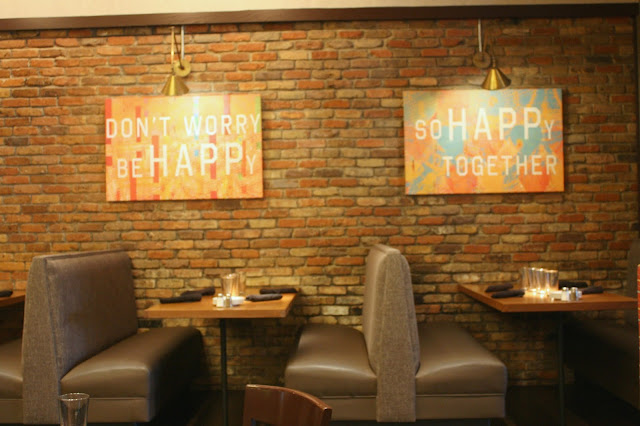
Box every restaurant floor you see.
[148,383,640,426]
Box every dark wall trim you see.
[636,15,640,228]
[1,4,638,31]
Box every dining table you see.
[458,284,637,426]
[142,292,296,426]
[0,290,25,309]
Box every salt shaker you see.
[570,287,578,301]
[223,294,232,307]
[215,293,224,308]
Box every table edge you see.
[141,293,296,319]
[0,290,26,308]
[458,284,637,313]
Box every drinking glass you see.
[528,267,541,293]
[544,269,559,293]
[523,267,534,292]
[59,393,89,426]
[236,270,246,296]
[521,267,530,291]
[537,268,548,293]
[221,273,238,297]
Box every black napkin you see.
[246,294,283,302]
[159,294,203,304]
[485,284,513,293]
[581,286,604,295]
[558,280,589,289]
[491,289,525,299]
[260,287,298,294]
[0,290,13,298]
[181,286,216,297]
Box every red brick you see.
[482,225,511,234]
[282,31,306,40]
[338,30,364,39]
[220,53,250,62]
[238,42,266,52]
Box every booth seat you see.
[0,249,204,424]
[566,239,640,409]
[0,338,22,423]
[285,244,507,422]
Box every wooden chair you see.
[242,384,332,426]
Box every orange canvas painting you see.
[105,94,262,201]
[404,89,563,195]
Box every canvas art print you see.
[403,89,563,195]
[105,94,262,201]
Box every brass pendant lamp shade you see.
[162,74,189,96]
[482,62,511,90]
[161,26,190,96]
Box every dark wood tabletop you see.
[142,292,296,319]
[458,284,637,313]
[0,290,25,309]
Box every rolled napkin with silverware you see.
[159,293,203,304]
[491,289,525,299]
[259,287,298,294]
[581,286,604,295]
[0,290,13,298]
[558,280,589,289]
[246,293,283,302]
[485,284,513,293]
[181,286,216,297]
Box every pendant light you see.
[474,19,511,90]
[482,57,511,91]
[162,26,190,96]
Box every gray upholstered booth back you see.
[362,244,420,421]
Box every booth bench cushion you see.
[416,323,506,396]
[0,339,22,399]
[284,323,376,398]
[0,339,22,423]
[415,323,508,420]
[61,326,202,418]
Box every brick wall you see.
[0,17,637,387]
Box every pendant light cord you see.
[173,26,185,68]
[169,26,175,66]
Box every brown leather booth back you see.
[22,250,138,423]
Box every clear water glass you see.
[544,269,559,293]
[528,267,544,293]
[221,273,238,297]
[520,267,529,290]
[236,270,246,296]
[59,393,89,426]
